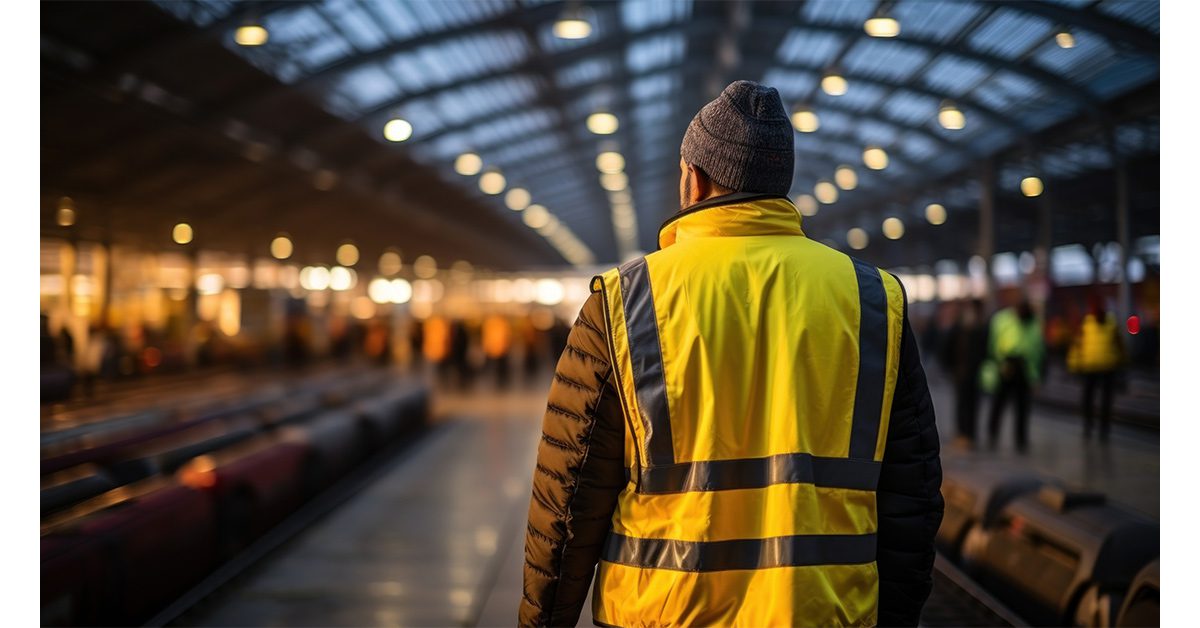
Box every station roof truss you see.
[42,0,1159,269]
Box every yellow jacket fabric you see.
[1067,313,1123,374]
[588,193,906,627]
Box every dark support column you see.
[1034,170,1055,312]
[978,159,995,310]
[1115,159,1132,322]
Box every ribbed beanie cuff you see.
[680,80,794,196]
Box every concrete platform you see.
[182,368,1158,627]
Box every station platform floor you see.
[180,371,1159,627]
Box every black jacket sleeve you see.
[519,293,626,627]
[876,310,945,627]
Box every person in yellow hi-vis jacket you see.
[1067,299,1125,442]
[520,81,944,628]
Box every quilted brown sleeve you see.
[519,292,627,627]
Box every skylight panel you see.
[855,119,901,146]
[842,39,931,83]
[892,1,983,43]
[1098,0,1160,34]
[882,90,939,126]
[630,71,679,101]
[819,81,886,112]
[802,0,876,26]
[327,0,389,51]
[325,64,402,112]
[967,9,1054,60]
[922,54,992,97]
[557,58,612,89]
[621,0,693,33]
[761,68,818,99]
[776,29,843,68]
[626,33,686,74]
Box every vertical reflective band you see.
[619,257,675,466]
[849,258,887,460]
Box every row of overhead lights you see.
[793,97,965,132]
[597,149,639,259]
[451,151,595,266]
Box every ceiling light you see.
[834,165,857,190]
[925,203,946,225]
[234,24,269,46]
[56,196,75,227]
[814,180,838,204]
[379,250,402,275]
[523,204,551,229]
[794,194,818,217]
[383,118,413,142]
[553,4,593,39]
[479,169,506,195]
[505,187,531,211]
[337,243,359,266]
[821,73,847,96]
[587,112,619,135]
[847,228,868,250]
[455,152,482,176]
[1056,29,1076,49]
[882,217,905,240]
[414,255,438,279]
[1021,176,1044,197]
[271,235,293,259]
[791,105,819,133]
[173,223,193,245]
[938,101,965,130]
[864,14,900,38]
[600,172,628,191]
[863,146,889,170]
[596,151,625,173]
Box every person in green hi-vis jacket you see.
[983,300,1045,453]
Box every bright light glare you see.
[505,187,531,211]
[926,203,947,225]
[587,112,619,135]
[173,223,193,245]
[384,118,413,142]
[235,25,269,46]
[863,146,889,170]
[479,170,506,195]
[455,152,482,176]
[336,243,359,266]
[271,235,293,259]
[596,152,625,173]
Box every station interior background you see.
[27,0,1178,626]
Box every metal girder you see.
[787,20,1102,115]
[769,54,1029,134]
[994,0,1158,56]
[278,17,723,149]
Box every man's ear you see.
[687,163,710,203]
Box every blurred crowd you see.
[40,306,574,403]
[922,291,1158,453]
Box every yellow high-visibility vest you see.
[590,193,905,627]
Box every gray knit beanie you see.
[680,80,794,196]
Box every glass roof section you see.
[152,0,1160,266]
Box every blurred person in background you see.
[984,300,1045,453]
[1067,297,1125,442]
[941,299,988,449]
[481,313,513,388]
[519,81,942,628]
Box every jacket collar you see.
[658,192,805,250]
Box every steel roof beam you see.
[993,0,1158,56]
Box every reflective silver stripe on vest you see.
[601,531,877,572]
[619,257,675,467]
[849,258,888,460]
[638,452,880,494]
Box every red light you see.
[143,347,163,368]
[1126,315,1140,335]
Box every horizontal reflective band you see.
[602,531,877,572]
[638,453,880,494]
[850,257,888,460]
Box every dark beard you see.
[681,176,692,211]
